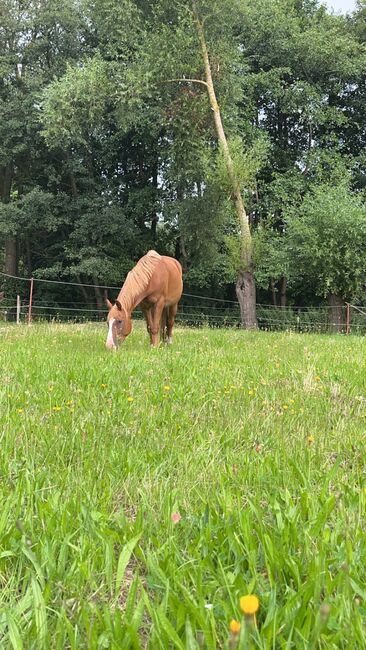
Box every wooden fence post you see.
[28,277,34,325]
[16,295,21,324]
[346,302,350,335]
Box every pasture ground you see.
[0,322,366,649]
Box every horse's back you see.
[161,255,182,276]
[160,256,183,304]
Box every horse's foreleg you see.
[141,306,153,342]
[166,303,178,344]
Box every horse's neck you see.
[117,275,147,315]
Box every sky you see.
[324,0,356,12]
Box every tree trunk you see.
[193,4,257,329]
[5,237,18,276]
[151,160,158,240]
[175,187,188,271]
[151,214,158,240]
[236,271,257,329]
[328,293,344,333]
[1,164,18,278]
[93,276,104,313]
[279,276,287,308]
[65,150,78,199]
[25,234,32,275]
[269,278,277,307]
[0,163,13,201]
[76,274,93,310]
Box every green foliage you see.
[41,57,114,149]
[84,0,143,60]
[253,227,289,290]
[285,184,366,300]
[0,188,65,236]
[215,135,270,199]
[64,201,142,283]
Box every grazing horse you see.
[106,250,183,349]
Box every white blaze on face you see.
[106,318,116,349]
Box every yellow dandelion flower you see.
[229,619,241,634]
[240,594,259,615]
[101,383,107,389]
[307,435,314,444]
[289,399,295,404]
[283,404,288,410]
[248,390,254,396]
[164,385,171,391]
[127,396,134,402]
[17,408,24,414]
[315,375,321,381]
[52,405,61,412]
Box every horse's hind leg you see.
[166,304,178,344]
[160,306,168,343]
[150,298,165,347]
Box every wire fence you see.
[1,270,365,333]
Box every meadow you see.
[0,322,366,649]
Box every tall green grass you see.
[1,323,366,648]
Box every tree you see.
[285,183,366,331]
[189,1,258,327]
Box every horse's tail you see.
[160,306,168,343]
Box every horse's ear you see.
[106,297,113,311]
[115,299,123,312]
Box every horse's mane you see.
[119,250,161,311]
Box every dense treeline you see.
[1,0,366,326]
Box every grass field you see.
[1,322,366,649]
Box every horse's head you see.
[105,299,132,350]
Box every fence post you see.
[16,295,21,324]
[346,302,350,335]
[28,277,34,325]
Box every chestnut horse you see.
[106,250,183,349]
